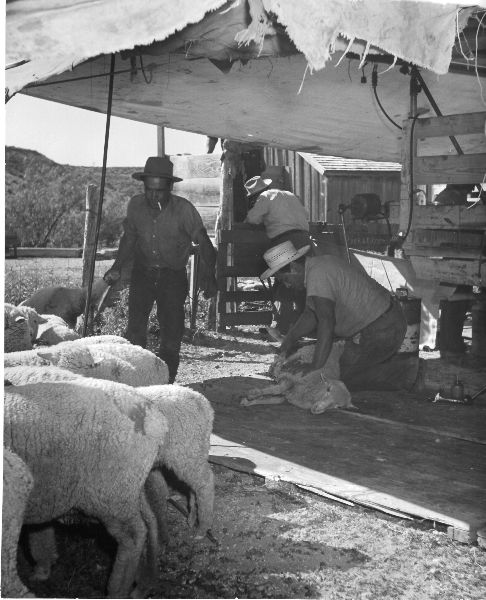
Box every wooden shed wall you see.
[264,148,401,226]
[265,148,324,222]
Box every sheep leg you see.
[191,467,215,535]
[240,380,291,406]
[103,513,147,599]
[28,525,59,581]
[143,470,169,545]
[131,475,167,599]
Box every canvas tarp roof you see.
[5,1,486,162]
[6,0,483,96]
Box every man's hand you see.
[103,269,121,285]
[279,334,297,358]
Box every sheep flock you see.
[3,301,215,598]
[3,288,354,597]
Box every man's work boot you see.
[158,348,180,384]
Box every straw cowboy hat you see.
[260,240,310,279]
[244,175,272,198]
[132,156,182,182]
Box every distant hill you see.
[5,147,220,247]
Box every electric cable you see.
[371,65,403,130]
[402,110,423,243]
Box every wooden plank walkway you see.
[194,376,486,545]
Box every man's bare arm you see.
[279,305,317,356]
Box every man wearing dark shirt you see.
[104,156,217,383]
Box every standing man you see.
[260,240,421,391]
[103,156,217,383]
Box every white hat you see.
[260,241,310,280]
[244,176,273,198]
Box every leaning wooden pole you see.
[81,53,116,337]
[81,184,98,288]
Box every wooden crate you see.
[403,111,486,285]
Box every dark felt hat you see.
[132,156,182,182]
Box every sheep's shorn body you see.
[2,447,35,598]
[241,342,354,413]
[36,314,81,345]
[4,303,33,352]
[4,380,168,598]
[4,340,169,386]
[138,384,215,533]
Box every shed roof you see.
[300,153,402,174]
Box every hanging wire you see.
[372,65,402,130]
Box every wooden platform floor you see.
[192,367,486,545]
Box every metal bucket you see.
[397,295,421,355]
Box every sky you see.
[4,94,209,167]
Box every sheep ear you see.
[36,349,57,364]
[14,315,26,323]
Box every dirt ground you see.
[16,327,486,600]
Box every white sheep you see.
[138,384,215,533]
[4,340,169,386]
[10,305,47,344]
[20,278,109,328]
[4,379,169,598]
[36,314,81,345]
[3,370,214,592]
[4,365,81,386]
[2,447,35,598]
[4,303,33,352]
[241,341,354,413]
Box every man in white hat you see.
[244,174,311,251]
[261,240,421,391]
[103,156,217,383]
[243,173,312,340]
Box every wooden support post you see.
[157,125,165,156]
[398,119,412,238]
[209,140,244,331]
[80,183,98,334]
[189,252,200,330]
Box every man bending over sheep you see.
[260,240,421,391]
[103,156,217,383]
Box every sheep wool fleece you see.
[4,381,168,598]
[139,384,215,533]
[2,447,35,599]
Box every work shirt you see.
[115,193,205,270]
[305,255,391,338]
[245,189,309,238]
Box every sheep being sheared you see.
[241,341,354,414]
